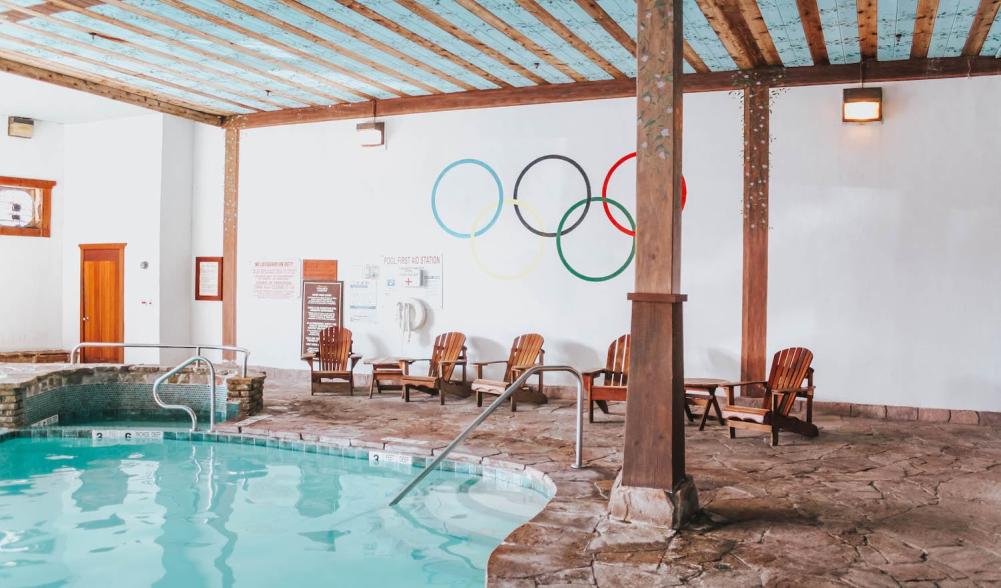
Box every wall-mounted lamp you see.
[8,116,33,139]
[356,121,384,147]
[842,87,883,123]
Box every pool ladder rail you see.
[152,356,217,433]
[389,365,584,506]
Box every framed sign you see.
[195,256,223,301]
[301,280,343,355]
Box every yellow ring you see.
[469,198,546,280]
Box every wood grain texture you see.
[741,85,769,398]
[911,0,940,58]
[79,244,125,364]
[684,40,710,73]
[857,0,878,59]
[796,0,830,65]
[621,0,687,492]
[0,55,223,126]
[349,0,519,87]
[694,0,763,68]
[0,0,102,23]
[736,0,783,65]
[963,0,1001,56]
[575,0,636,54]
[513,0,626,78]
[222,128,239,360]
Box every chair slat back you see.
[318,326,352,371]
[502,333,545,382]
[604,334,631,386]
[766,347,813,415]
[428,332,466,380]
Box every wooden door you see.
[79,244,125,363]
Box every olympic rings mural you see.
[431,154,687,282]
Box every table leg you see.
[684,398,695,423]
[698,397,711,431]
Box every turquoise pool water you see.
[0,436,548,587]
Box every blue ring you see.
[431,159,503,239]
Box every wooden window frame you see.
[0,176,56,238]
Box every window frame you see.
[0,176,55,238]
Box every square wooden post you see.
[222,127,239,360]
[611,0,698,529]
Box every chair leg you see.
[439,384,446,405]
[349,374,354,396]
[369,375,375,399]
[588,400,595,423]
[476,391,483,407]
[728,426,736,439]
[404,385,410,402]
[510,396,517,412]
[806,396,814,423]
[770,427,779,447]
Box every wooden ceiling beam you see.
[227,56,1001,129]
[0,27,241,114]
[735,0,783,65]
[574,0,636,55]
[338,0,519,87]
[274,0,476,92]
[796,0,830,65]
[963,0,1001,56]
[0,0,102,23]
[512,0,627,79]
[911,0,940,58]
[694,0,764,69]
[857,0,878,59]
[452,0,589,82]
[43,0,320,106]
[154,0,381,100]
[684,40,710,73]
[206,0,437,96]
[0,53,223,125]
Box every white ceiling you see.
[0,71,150,124]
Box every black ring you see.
[513,154,591,237]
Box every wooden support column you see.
[740,85,770,396]
[621,0,687,492]
[222,127,239,360]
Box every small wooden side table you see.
[684,378,727,431]
[364,357,407,399]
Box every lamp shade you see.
[842,87,882,123]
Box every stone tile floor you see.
[228,379,1001,587]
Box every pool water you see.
[0,437,548,587]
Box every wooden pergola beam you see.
[575,0,636,55]
[741,84,770,397]
[0,0,102,23]
[963,0,1001,56]
[694,0,764,69]
[735,0,782,66]
[684,40,711,73]
[513,0,627,79]
[0,54,222,125]
[796,0,829,66]
[222,128,240,359]
[857,0,878,59]
[227,56,1001,129]
[911,0,940,59]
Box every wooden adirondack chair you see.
[721,347,818,446]
[398,332,468,405]
[303,326,360,395]
[582,334,630,422]
[471,333,545,412]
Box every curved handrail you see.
[152,355,216,433]
[389,365,584,506]
[70,342,249,377]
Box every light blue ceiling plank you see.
[475,1,609,80]
[50,9,314,107]
[310,0,507,89]
[19,15,288,110]
[928,0,980,57]
[595,0,635,40]
[84,4,346,104]
[0,36,249,112]
[682,0,738,71]
[5,0,46,7]
[877,0,919,60]
[539,0,636,77]
[981,9,1001,56]
[683,61,695,73]
[759,0,814,67]
[233,0,460,93]
[123,0,387,100]
[414,0,569,84]
[817,0,862,64]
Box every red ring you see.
[601,152,687,237]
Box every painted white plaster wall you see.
[0,119,64,351]
[188,76,1001,412]
[189,124,225,359]
[158,116,195,365]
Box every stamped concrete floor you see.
[224,378,1001,587]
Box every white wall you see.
[0,119,64,351]
[188,76,1001,412]
[159,116,195,364]
[189,124,225,355]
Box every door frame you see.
[79,243,126,363]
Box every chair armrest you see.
[720,380,768,388]
[301,353,316,369]
[471,360,508,367]
[398,358,430,376]
[582,368,613,378]
[349,354,361,369]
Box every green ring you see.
[556,197,635,282]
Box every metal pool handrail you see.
[152,355,216,433]
[389,365,584,506]
[70,342,250,376]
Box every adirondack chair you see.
[471,333,545,412]
[721,347,818,446]
[303,326,360,396]
[398,332,468,405]
[582,334,630,423]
